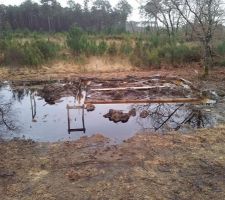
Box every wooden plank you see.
[69,128,86,132]
[67,105,84,109]
[84,98,202,105]
[90,85,171,92]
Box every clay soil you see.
[1,65,225,199]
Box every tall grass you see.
[0,38,59,66]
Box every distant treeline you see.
[0,0,132,33]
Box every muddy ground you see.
[1,66,225,199]
[1,127,225,200]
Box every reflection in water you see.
[0,89,18,137]
[0,84,217,142]
[133,104,212,132]
[30,94,37,121]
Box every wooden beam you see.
[90,85,171,92]
[67,105,84,110]
[69,128,86,132]
[84,98,202,105]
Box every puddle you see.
[0,83,223,143]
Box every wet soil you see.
[1,127,225,200]
[1,68,225,199]
[9,75,202,105]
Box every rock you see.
[113,91,123,100]
[111,112,122,123]
[201,90,219,100]
[129,108,136,117]
[45,97,56,105]
[140,110,149,118]
[85,103,95,112]
[217,90,225,97]
[120,113,130,123]
[104,109,130,123]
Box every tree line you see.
[0,0,132,33]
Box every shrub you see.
[0,39,59,67]
[87,40,98,55]
[23,42,44,66]
[148,48,161,66]
[172,44,201,63]
[67,26,89,55]
[108,42,117,56]
[98,40,108,55]
[4,43,25,65]
[120,40,133,55]
[216,41,225,55]
[149,35,160,48]
[0,39,10,51]
[130,40,150,67]
[34,40,59,60]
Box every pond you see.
[0,83,219,143]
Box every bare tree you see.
[171,0,225,76]
[141,0,185,40]
[0,102,16,132]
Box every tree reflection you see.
[12,88,31,102]
[132,103,212,132]
[0,100,17,135]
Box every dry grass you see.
[0,56,135,81]
[1,127,225,199]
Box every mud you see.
[1,68,225,199]
[9,75,203,105]
[1,128,225,200]
[103,109,134,123]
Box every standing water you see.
[0,83,218,143]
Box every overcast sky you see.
[0,0,143,21]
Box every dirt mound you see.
[104,109,136,123]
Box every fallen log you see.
[84,98,202,105]
[91,85,173,92]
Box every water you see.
[0,84,217,143]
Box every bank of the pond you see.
[1,127,225,199]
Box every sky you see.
[0,0,143,21]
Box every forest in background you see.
[0,0,225,75]
[0,0,132,33]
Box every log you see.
[84,98,202,105]
[91,85,172,92]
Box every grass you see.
[1,29,225,69]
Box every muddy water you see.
[0,84,219,143]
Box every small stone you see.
[129,108,136,117]
[85,103,95,112]
[140,110,149,118]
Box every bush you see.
[0,38,59,66]
[108,42,117,56]
[120,40,133,55]
[34,40,59,60]
[130,39,150,67]
[23,42,44,66]
[4,43,25,65]
[87,40,98,55]
[216,41,225,55]
[0,39,10,51]
[130,39,201,68]
[98,40,108,55]
[148,48,161,66]
[67,26,89,55]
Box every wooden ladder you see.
[66,105,86,134]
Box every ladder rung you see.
[67,105,84,109]
[69,128,86,132]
